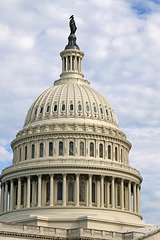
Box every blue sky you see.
[0,0,160,226]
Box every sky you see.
[0,0,160,226]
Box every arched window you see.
[62,104,65,111]
[117,185,121,207]
[40,106,43,114]
[79,181,85,202]
[115,147,117,161]
[90,142,94,157]
[100,107,103,114]
[21,184,24,206]
[40,143,43,157]
[32,144,35,159]
[69,141,74,156]
[46,180,50,203]
[80,141,84,156]
[108,145,111,159]
[54,104,57,112]
[68,181,74,202]
[59,141,63,156]
[49,142,53,156]
[46,105,50,113]
[86,104,89,112]
[93,106,97,113]
[35,108,37,116]
[109,183,111,205]
[70,104,74,111]
[19,148,21,161]
[92,182,96,203]
[78,104,82,111]
[57,181,62,201]
[106,109,109,116]
[25,146,27,160]
[99,144,103,158]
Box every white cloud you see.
[0,0,160,226]
[0,146,12,163]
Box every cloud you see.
[0,0,159,226]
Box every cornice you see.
[0,159,142,182]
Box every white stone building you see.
[0,17,159,240]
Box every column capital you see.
[50,174,54,177]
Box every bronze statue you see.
[69,15,77,34]
[65,15,79,50]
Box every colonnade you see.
[61,52,83,74]
[0,173,141,215]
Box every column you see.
[111,177,115,208]
[27,176,30,208]
[17,178,21,209]
[88,175,92,207]
[106,181,110,208]
[133,183,137,213]
[137,185,141,214]
[128,181,132,211]
[63,174,66,206]
[4,182,8,212]
[1,183,4,213]
[97,178,100,207]
[10,180,14,211]
[121,179,124,210]
[100,176,104,208]
[50,174,54,207]
[38,175,42,207]
[75,174,79,207]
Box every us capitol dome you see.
[0,16,153,239]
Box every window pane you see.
[92,182,95,203]
[47,105,50,112]
[108,145,111,159]
[99,144,103,158]
[115,147,117,161]
[40,143,43,157]
[54,104,57,111]
[62,104,65,111]
[86,104,89,112]
[49,142,53,156]
[57,181,62,201]
[40,107,43,114]
[70,104,73,111]
[32,144,35,159]
[80,141,84,156]
[46,181,50,203]
[25,146,27,160]
[79,181,85,202]
[59,142,63,156]
[69,141,74,156]
[35,108,37,115]
[78,104,82,111]
[106,109,108,116]
[93,106,97,113]
[68,181,74,202]
[90,142,94,157]
[100,108,103,114]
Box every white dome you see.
[24,79,119,129]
